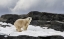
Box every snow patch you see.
[0,22,64,37]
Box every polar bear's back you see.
[14,19,26,25]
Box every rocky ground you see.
[1,11,64,32]
[0,35,64,39]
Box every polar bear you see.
[14,17,32,32]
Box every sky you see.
[0,0,64,15]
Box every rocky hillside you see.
[1,11,64,31]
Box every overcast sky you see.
[0,0,64,15]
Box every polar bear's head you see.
[28,17,32,20]
[26,17,32,22]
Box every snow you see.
[0,22,64,37]
[56,21,64,23]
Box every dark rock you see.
[0,17,6,22]
[27,11,64,21]
[19,14,28,19]
[0,25,11,28]
[30,20,51,27]
[39,36,64,39]
[0,35,5,39]
[48,21,64,32]
[0,35,64,39]
[27,11,41,20]
[1,14,20,19]
[1,14,21,24]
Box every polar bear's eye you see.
[29,18,30,20]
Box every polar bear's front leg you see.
[23,27,27,31]
[23,25,28,31]
[16,28,22,32]
[16,26,22,32]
